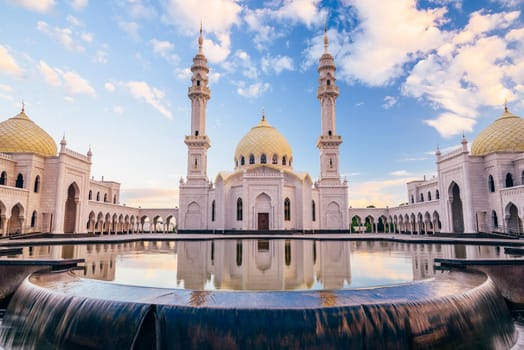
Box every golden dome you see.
[234,115,292,167]
[0,110,57,157]
[471,108,524,156]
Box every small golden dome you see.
[471,108,524,156]
[0,110,57,157]
[234,115,292,166]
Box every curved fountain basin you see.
[0,269,517,349]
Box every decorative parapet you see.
[64,148,90,162]
[0,153,13,160]
[0,185,29,198]
[500,185,524,198]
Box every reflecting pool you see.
[11,240,512,291]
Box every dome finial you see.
[21,100,25,113]
[504,98,508,113]
[198,21,204,53]
[261,107,265,122]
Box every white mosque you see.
[0,29,523,235]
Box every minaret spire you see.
[198,21,204,54]
[324,22,329,53]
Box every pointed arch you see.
[64,182,80,233]
[0,171,6,185]
[506,173,514,188]
[33,175,40,193]
[488,175,495,192]
[449,182,464,233]
[236,198,243,221]
[326,201,342,230]
[15,173,23,188]
[284,197,291,221]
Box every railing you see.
[440,147,463,158]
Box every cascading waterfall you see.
[0,270,517,349]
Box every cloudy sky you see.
[1,0,523,208]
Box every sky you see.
[0,0,523,209]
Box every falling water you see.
[0,270,517,349]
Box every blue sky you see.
[0,0,523,208]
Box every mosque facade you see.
[348,106,524,235]
[177,30,349,232]
[0,107,175,235]
[1,29,524,235]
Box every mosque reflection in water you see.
[18,240,506,291]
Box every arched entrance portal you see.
[255,193,271,230]
[326,202,342,230]
[506,203,522,235]
[64,183,79,233]
[449,183,464,233]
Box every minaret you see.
[317,26,342,182]
[185,24,211,182]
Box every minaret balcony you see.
[185,135,211,148]
[188,86,211,98]
[316,85,339,98]
[316,135,343,147]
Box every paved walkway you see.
[0,232,522,247]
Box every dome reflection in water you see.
[1,240,517,349]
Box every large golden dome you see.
[234,115,293,167]
[471,108,524,156]
[0,110,57,157]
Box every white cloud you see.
[123,81,172,119]
[162,0,241,63]
[424,113,475,138]
[81,32,93,43]
[125,0,156,19]
[37,21,85,52]
[63,71,96,96]
[38,60,61,87]
[150,39,179,63]
[389,170,410,177]
[94,50,108,64]
[237,81,270,98]
[118,21,140,40]
[272,0,325,27]
[66,15,83,27]
[175,68,191,80]
[10,0,56,12]
[0,45,22,75]
[349,177,416,208]
[382,96,398,109]
[104,82,115,92]
[113,105,124,115]
[64,96,75,103]
[261,55,294,75]
[70,0,88,11]
[0,84,13,93]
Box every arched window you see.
[428,191,432,201]
[522,170,524,186]
[327,80,331,86]
[104,193,108,202]
[113,195,117,204]
[31,211,37,228]
[15,173,23,188]
[96,192,100,201]
[420,193,424,202]
[411,195,414,204]
[488,175,495,192]
[328,130,332,136]
[211,200,216,222]
[282,156,287,166]
[195,130,199,136]
[33,175,40,193]
[492,210,498,229]
[272,154,278,165]
[506,173,514,188]
[0,171,6,185]
[312,200,316,222]
[88,190,92,200]
[436,190,440,200]
[240,156,245,166]
[284,198,291,221]
[196,80,201,86]
[261,154,267,164]
[236,198,243,221]
[249,154,255,164]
